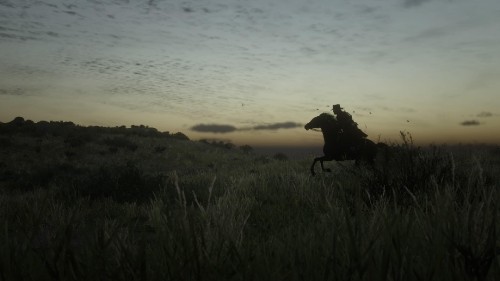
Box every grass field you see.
[1,119,499,280]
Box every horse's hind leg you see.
[318,155,334,172]
[310,157,320,176]
[320,159,332,172]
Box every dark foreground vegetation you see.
[1,118,499,280]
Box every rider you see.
[331,104,367,152]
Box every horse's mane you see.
[319,112,336,119]
[318,113,337,123]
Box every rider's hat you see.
[332,104,343,111]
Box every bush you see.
[154,146,167,153]
[78,162,165,203]
[240,144,253,154]
[172,132,189,140]
[0,137,12,148]
[358,132,499,208]
[102,136,138,152]
[273,152,288,161]
[64,132,94,147]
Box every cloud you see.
[191,121,303,134]
[191,124,237,133]
[404,27,447,42]
[253,122,303,130]
[460,120,480,126]
[0,88,25,96]
[477,111,493,118]
[403,0,432,8]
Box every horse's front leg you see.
[311,156,334,176]
[310,157,320,176]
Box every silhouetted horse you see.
[304,113,378,175]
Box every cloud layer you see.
[252,122,302,131]
[460,120,480,126]
[190,124,237,133]
[191,121,302,133]
[403,0,432,8]
[477,112,493,118]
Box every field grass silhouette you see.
[0,117,499,280]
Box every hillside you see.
[1,117,499,280]
[0,116,280,201]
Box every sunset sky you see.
[1,0,500,147]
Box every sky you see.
[1,0,500,147]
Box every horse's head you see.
[304,113,337,131]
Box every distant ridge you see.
[0,116,190,140]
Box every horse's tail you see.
[365,141,388,163]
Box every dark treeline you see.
[0,116,190,140]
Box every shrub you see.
[240,144,253,154]
[360,132,456,204]
[273,152,288,161]
[78,162,165,203]
[224,142,235,150]
[64,132,94,147]
[172,132,189,140]
[154,146,167,153]
[0,137,12,148]
[102,136,138,152]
